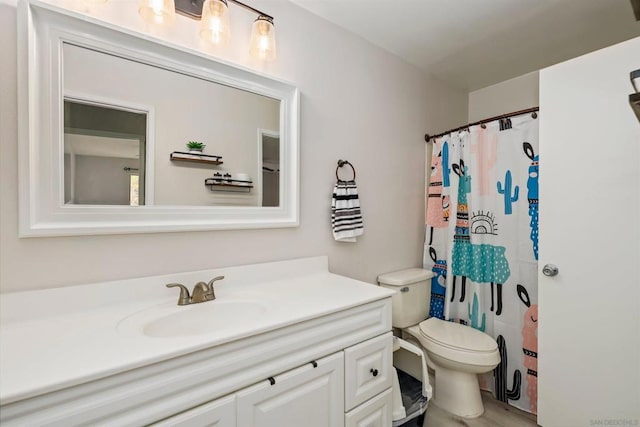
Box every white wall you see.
[468,71,539,122]
[0,0,468,292]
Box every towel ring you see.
[336,160,356,181]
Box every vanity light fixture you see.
[138,0,277,61]
[249,15,276,61]
[200,0,231,45]
[138,0,176,25]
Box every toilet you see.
[378,268,500,419]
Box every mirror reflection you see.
[64,100,147,205]
[261,131,280,207]
[63,43,280,208]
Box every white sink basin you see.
[117,299,269,338]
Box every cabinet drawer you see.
[345,389,392,427]
[344,332,393,411]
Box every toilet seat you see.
[417,318,499,367]
[419,318,497,352]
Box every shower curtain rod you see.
[424,106,539,142]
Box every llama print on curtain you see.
[523,142,539,260]
[427,247,447,319]
[449,158,511,315]
[426,153,449,229]
[517,283,538,413]
[424,141,453,319]
[470,129,497,196]
[423,113,539,415]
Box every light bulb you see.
[249,16,276,61]
[200,0,231,45]
[138,0,176,25]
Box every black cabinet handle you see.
[370,368,379,377]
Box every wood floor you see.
[421,390,539,427]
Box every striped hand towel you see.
[331,180,364,242]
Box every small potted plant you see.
[186,141,206,154]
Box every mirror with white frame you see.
[18,0,299,236]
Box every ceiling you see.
[288,0,640,91]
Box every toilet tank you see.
[378,268,434,328]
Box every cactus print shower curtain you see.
[423,114,539,414]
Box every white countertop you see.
[0,257,393,405]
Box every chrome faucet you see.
[166,276,225,305]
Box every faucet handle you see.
[166,283,191,305]
[205,276,224,300]
[208,275,225,286]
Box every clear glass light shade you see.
[249,17,276,61]
[138,0,176,25]
[200,0,231,45]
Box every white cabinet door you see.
[236,353,344,427]
[344,333,393,411]
[150,394,236,427]
[344,389,392,427]
[538,37,640,426]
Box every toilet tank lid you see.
[377,268,434,286]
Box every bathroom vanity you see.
[0,257,394,426]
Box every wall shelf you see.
[205,178,253,192]
[170,151,223,165]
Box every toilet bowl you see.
[378,268,501,419]
[406,318,499,418]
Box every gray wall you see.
[0,1,468,293]
[72,155,139,205]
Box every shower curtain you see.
[423,114,539,415]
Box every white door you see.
[237,353,344,427]
[150,394,236,427]
[538,37,640,426]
